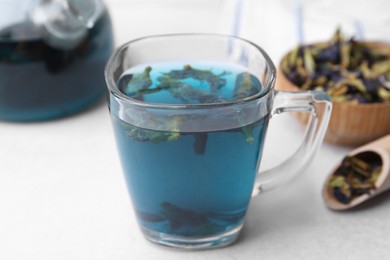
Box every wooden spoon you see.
[323,135,390,210]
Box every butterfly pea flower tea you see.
[113,62,267,239]
[105,34,331,249]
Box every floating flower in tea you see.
[163,64,229,94]
[117,64,264,154]
[120,66,153,98]
[158,75,225,104]
[136,201,246,237]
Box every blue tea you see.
[112,62,269,238]
[0,10,113,121]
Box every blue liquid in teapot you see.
[0,2,114,121]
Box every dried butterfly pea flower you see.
[328,175,352,203]
[303,47,316,74]
[327,85,348,97]
[378,87,390,101]
[282,29,390,103]
[328,153,382,204]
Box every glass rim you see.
[105,33,276,110]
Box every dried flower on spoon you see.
[327,152,382,204]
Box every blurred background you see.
[106,0,390,64]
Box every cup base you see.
[140,223,243,250]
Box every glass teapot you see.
[0,0,114,121]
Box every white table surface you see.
[1,1,390,259]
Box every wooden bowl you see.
[276,42,390,146]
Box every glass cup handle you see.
[252,90,332,196]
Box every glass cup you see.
[105,34,332,249]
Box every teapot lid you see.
[29,0,104,49]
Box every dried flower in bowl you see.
[281,29,390,104]
[277,29,390,146]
